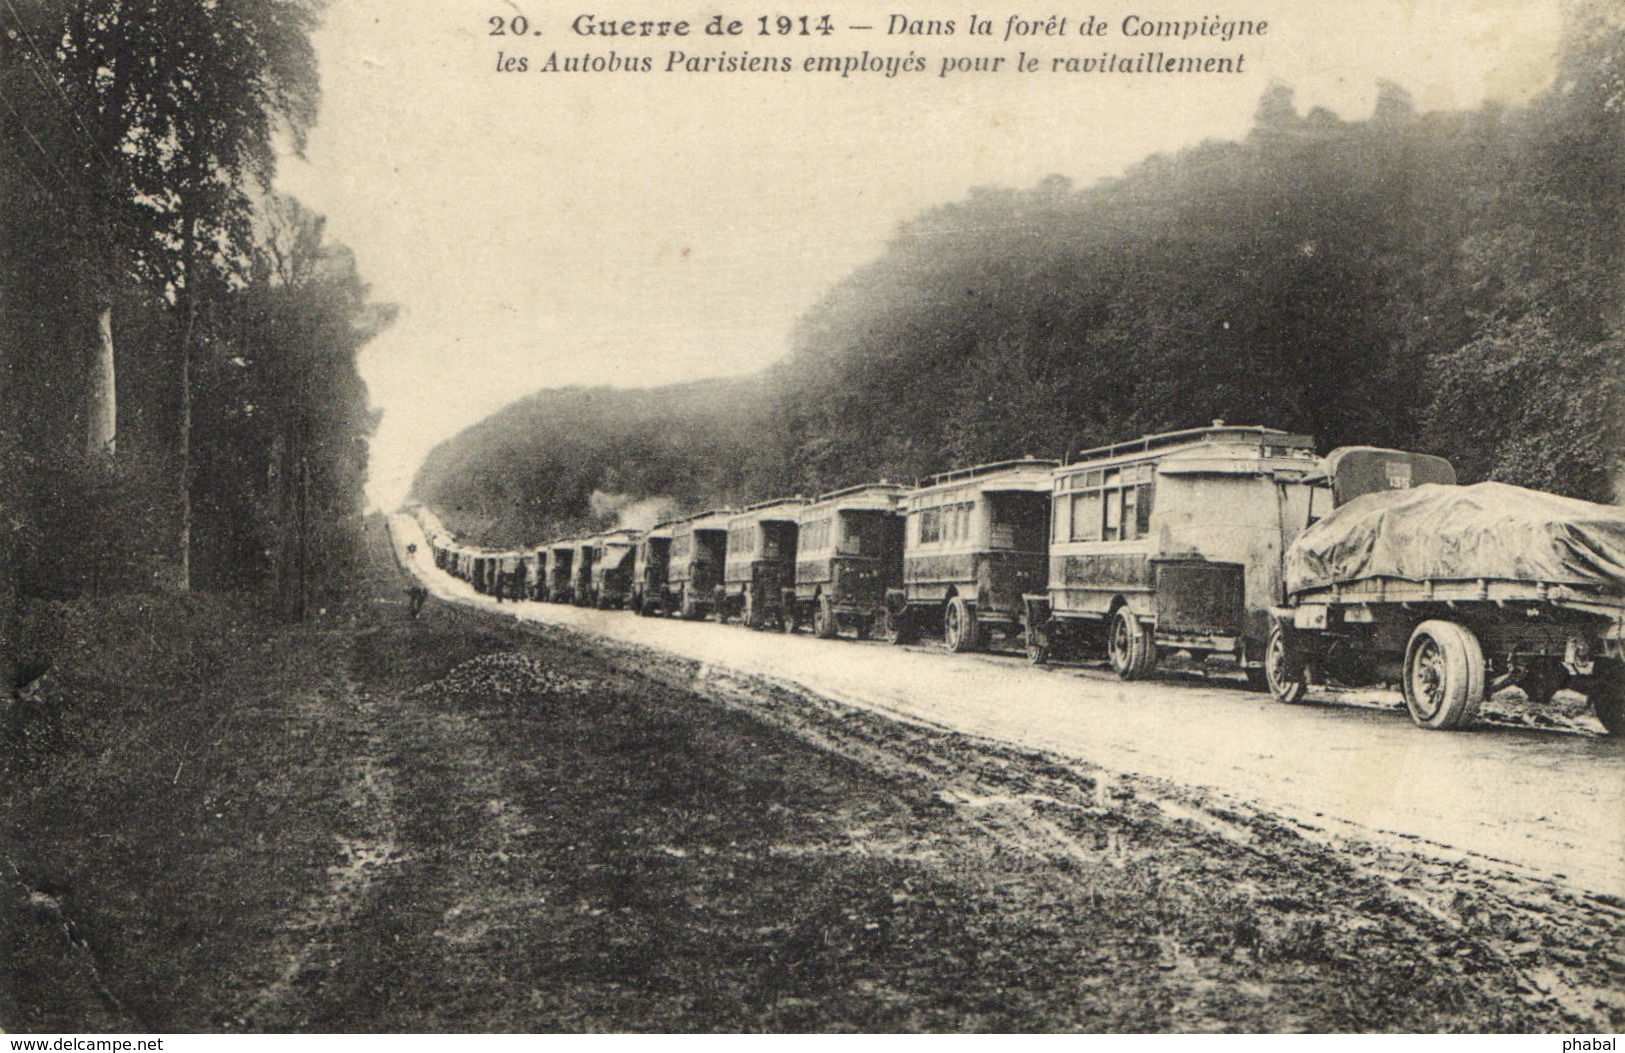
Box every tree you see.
[50,0,323,587]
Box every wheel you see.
[886,606,918,646]
[944,596,983,653]
[1584,660,1624,736]
[743,588,765,630]
[1518,663,1568,706]
[1107,606,1156,680]
[1026,618,1051,666]
[1403,620,1485,730]
[813,596,839,639]
[1264,624,1308,704]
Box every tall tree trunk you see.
[0,506,17,701]
[273,418,298,618]
[175,208,200,593]
[86,305,116,456]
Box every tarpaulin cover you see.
[1285,482,1625,596]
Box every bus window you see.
[1070,491,1102,541]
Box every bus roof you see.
[803,482,907,513]
[921,457,1061,490]
[734,496,809,520]
[1071,424,1314,465]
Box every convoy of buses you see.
[416,421,1625,735]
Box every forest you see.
[416,4,1622,551]
[1,0,391,681]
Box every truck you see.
[570,538,597,607]
[666,509,734,620]
[889,458,1057,651]
[586,529,639,609]
[544,541,576,604]
[1264,447,1625,734]
[630,523,674,615]
[790,483,906,639]
[720,498,807,628]
[1023,424,1321,681]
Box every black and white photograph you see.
[2,0,1621,1036]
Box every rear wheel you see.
[1026,618,1051,666]
[1108,606,1156,680]
[944,596,982,653]
[1264,624,1308,704]
[883,606,917,646]
[1403,620,1485,730]
[1585,660,1624,736]
[813,596,839,639]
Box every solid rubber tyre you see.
[887,607,918,646]
[1264,624,1308,705]
[944,596,982,653]
[1108,606,1156,680]
[813,595,839,639]
[1403,619,1485,730]
[1025,617,1050,666]
[1585,661,1624,736]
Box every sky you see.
[275,0,1566,510]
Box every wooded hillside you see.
[417,5,1622,548]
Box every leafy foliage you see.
[1,1,388,616]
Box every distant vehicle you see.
[497,553,527,601]
[529,549,548,600]
[587,529,639,609]
[570,538,598,607]
[545,541,577,604]
[1024,424,1320,682]
[890,458,1057,651]
[717,499,807,629]
[630,523,675,615]
[667,510,734,619]
[790,483,906,639]
[1266,448,1625,733]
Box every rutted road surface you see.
[393,515,1625,899]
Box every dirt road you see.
[392,516,1625,899]
[9,517,1621,1031]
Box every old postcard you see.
[3,0,1620,1036]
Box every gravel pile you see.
[408,652,602,703]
